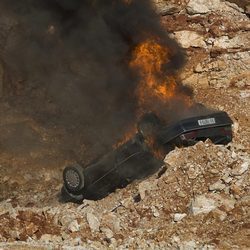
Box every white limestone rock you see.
[231,161,249,176]
[174,30,206,49]
[190,195,217,215]
[209,180,226,191]
[173,213,187,222]
[86,213,100,232]
[101,227,114,239]
[187,0,221,15]
[138,179,158,200]
[68,219,80,233]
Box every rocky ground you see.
[0,0,249,249]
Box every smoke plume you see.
[1,0,190,157]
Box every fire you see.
[144,136,166,160]
[113,125,137,149]
[130,39,192,112]
[113,38,193,151]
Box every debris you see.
[101,227,114,239]
[138,179,158,200]
[59,215,76,228]
[240,91,250,99]
[222,174,233,184]
[230,184,242,197]
[101,213,121,233]
[68,220,80,233]
[0,201,14,216]
[179,240,197,250]
[231,162,249,176]
[152,206,160,217]
[212,209,227,221]
[209,180,226,191]
[40,234,62,243]
[190,195,217,215]
[187,164,201,179]
[177,191,186,198]
[173,213,187,222]
[25,222,39,236]
[218,196,236,212]
[86,213,100,232]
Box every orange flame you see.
[130,39,192,112]
[113,38,193,150]
[113,125,137,149]
[144,136,166,160]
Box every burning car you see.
[61,108,233,203]
[61,135,162,202]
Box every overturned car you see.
[61,108,233,203]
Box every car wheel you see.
[63,164,85,193]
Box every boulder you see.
[213,34,249,49]
[186,0,221,15]
[231,161,249,176]
[155,3,181,16]
[86,213,100,232]
[190,194,217,215]
[173,31,206,48]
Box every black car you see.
[61,134,162,202]
[61,109,233,203]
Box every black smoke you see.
[1,0,187,157]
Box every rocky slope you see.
[1,139,249,249]
[155,0,250,90]
[0,0,249,249]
